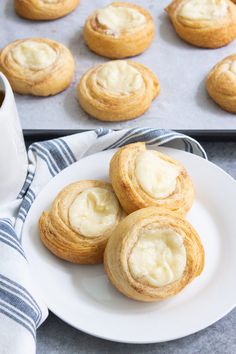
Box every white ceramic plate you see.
[22,147,236,343]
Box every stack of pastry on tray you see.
[1,0,236,117]
[39,142,205,302]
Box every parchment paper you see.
[1,0,236,130]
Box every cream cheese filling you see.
[129,227,186,287]
[96,5,146,35]
[96,61,143,94]
[179,0,228,21]
[69,187,121,238]
[12,41,57,70]
[135,150,180,199]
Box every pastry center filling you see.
[12,41,57,70]
[230,60,236,74]
[96,5,146,34]
[179,0,228,21]
[135,151,180,199]
[69,187,121,237]
[129,227,186,287]
[96,61,143,94]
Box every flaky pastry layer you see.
[0,38,75,96]
[165,0,236,48]
[39,180,124,264]
[207,54,236,113]
[109,142,194,215]
[76,60,160,122]
[14,0,80,20]
[104,207,204,302]
[83,2,155,59]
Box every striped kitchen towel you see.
[0,128,206,354]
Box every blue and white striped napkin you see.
[0,128,206,354]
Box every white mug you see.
[0,73,28,205]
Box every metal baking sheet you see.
[2,0,236,131]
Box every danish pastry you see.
[0,38,75,96]
[109,142,194,215]
[206,54,236,113]
[77,60,159,122]
[83,2,155,59]
[104,207,204,302]
[39,180,125,264]
[14,0,80,20]
[165,0,236,48]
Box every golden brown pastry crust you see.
[165,0,236,48]
[14,0,80,20]
[109,142,194,215]
[0,38,75,96]
[206,54,236,113]
[39,180,125,264]
[104,207,204,302]
[83,2,155,59]
[76,60,160,122]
